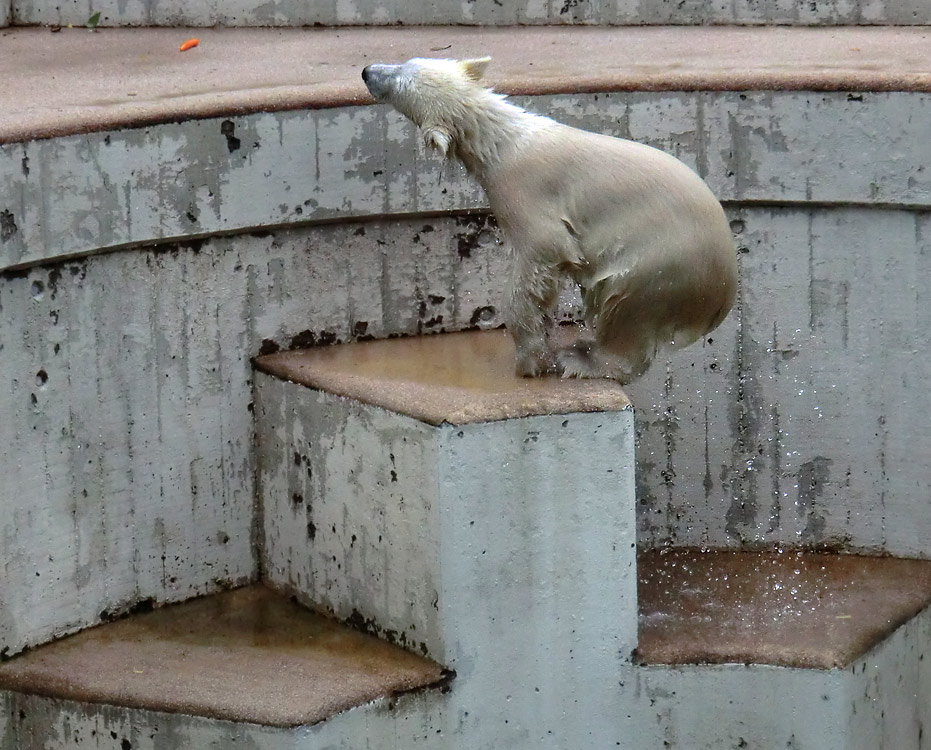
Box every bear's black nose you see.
[362,66,372,83]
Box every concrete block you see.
[634,605,931,750]
[254,331,638,747]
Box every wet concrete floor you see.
[638,548,931,669]
[0,585,446,727]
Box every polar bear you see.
[362,57,737,383]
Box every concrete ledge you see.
[638,549,931,669]
[254,329,630,426]
[0,585,446,728]
[8,0,931,28]
[2,25,931,145]
[2,672,450,749]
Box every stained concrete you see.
[1,684,450,749]
[4,206,931,665]
[254,329,630,425]
[6,89,931,272]
[638,548,931,669]
[8,0,931,27]
[637,607,931,750]
[629,207,931,555]
[3,26,931,145]
[0,585,445,728]
[0,215,506,659]
[255,355,637,746]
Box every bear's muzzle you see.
[361,63,399,102]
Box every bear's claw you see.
[514,350,562,378]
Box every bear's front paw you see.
[514,349,562,378]
[556,340,611,379]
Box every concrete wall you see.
[3,89,931,653]
[6,91,931,273]
[630,207,931,555]
[9,0,931,26]
[0,215,506,657]
[5,92,931,272]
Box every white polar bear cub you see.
[362,57,738,383]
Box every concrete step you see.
[3,25,931,147]
[2,18,930,750]
[637,548,931,749]
[0,585,448,746]
[253,328,639,747]
[7,0,931,28]
[252,331,931,748]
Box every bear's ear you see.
[423,126,452,156]
[459,57,491,82]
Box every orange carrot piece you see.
[179,38,199,52]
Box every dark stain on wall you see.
[0,210,18,243]
[220,120,241,153]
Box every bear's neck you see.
[450,92,550,184]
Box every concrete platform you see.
[254,329,637,747]
[0,585,446,728]
[638,548,931,669]
[254,328,629,425]
[2,25,931,144]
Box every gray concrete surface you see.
[5,89,931,271]
[629,207,931,556]
[0,686,451,750]
[0,586,444,727]
[0,215,506,657]
[8,0,931,26]
[3,604,930,750]
[4,607,929,749]
[3,26,931,145]
[254,329,630,425]
[255,366,637,747]
[2,25,931,748]
[638,605,931,749]
[3,205,930,656]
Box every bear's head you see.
[362,57,492,156]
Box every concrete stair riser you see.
[4,205,931,659]
[630,206,931,553]
[7,0,931,26]
[6,92,931,271]
[0,688,450,750]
